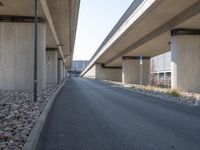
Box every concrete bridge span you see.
[81,0,200,92]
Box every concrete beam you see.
[0,15,45,23]
[105,1,200,66]
[40,0,66,66]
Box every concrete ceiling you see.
[0,0,80,68]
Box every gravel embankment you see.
[103,80,200,107]
[0,85,58,150]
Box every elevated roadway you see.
[81,0,200,92]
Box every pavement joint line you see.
[22,79,68,150]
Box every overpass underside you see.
[0,0,80,90]
[82,0,200,93]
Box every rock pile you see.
[0,85,58,150]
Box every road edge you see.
[100,79,200,110]
[22,79,67,150]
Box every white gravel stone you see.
[0,84,58,150]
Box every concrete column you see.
[96,64,122,82]
[122,56,150,85]
[171,29,200,92]
[0,22,46,90]
[58,59,64,83]
[46,50,58,84]
[63,66,65,79]
[83,63,122,82]
[63,67,67,79]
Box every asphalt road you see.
[37,78,200,150]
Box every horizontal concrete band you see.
[46,48,58,51]
[101,64,122,69]
[0,15,45,23]
[122,56,150,60]
[171,28,200,36]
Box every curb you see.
[22,79,67,150]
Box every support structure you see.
[58,59,64,83]
[83,63,122,82]
[171,28,200,92]
[46,49,58,84]
[0,22,46,90]
[122,56,150,85]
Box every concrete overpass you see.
[0,0,80,90]
[81,0,200,92]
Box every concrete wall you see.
[171,35,200,92]
[46,51,57,84]
[122,59,150,85]
[0,23,46,90]
[83,64,122,82]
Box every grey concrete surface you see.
[58,60,64,83]
[46,51,58,84]
[122,59,150,85]
[0,23,46,90]
[171,35,200,92]
[84,63,122,82]
[37,78,200,150]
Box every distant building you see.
[72,60,89,71]
[151,52,171,87]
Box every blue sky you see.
[73,0,133,60]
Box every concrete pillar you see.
[171,29,200,92]
[46,50,58,84]
[58,59,64,83]
[0,22,46,90]
[122,56,150,85]
[63,67,66,79]
[96,64,122,82]
[83,63,122,82]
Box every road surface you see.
[37,78,200,150]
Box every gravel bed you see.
[102,80,200,107]
[0,84,58,150]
